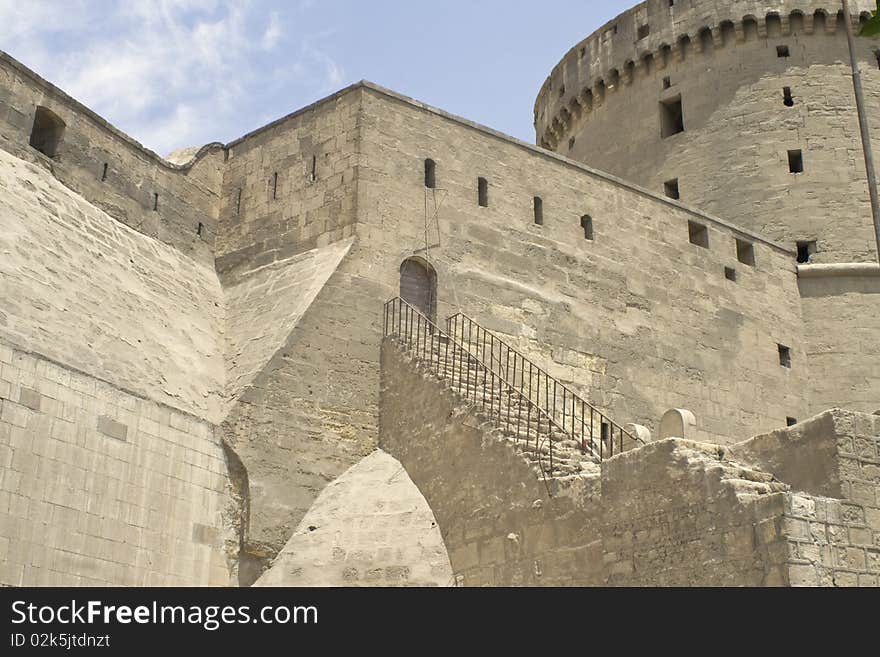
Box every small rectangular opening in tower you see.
[786,417,798,427]
[664,179,680,200]
[533,196,544,225]
[424,158,436,189]
[310,155,317,182]
[796,240,817,263]
[152,193,159,211]
[788,149,804,173]
[736,238,756,266]
[783,86,794,107]
[724,267,737,282]
[688,220,709,248]
[660,95,684,138]
[876,50,880,70]
[638,24,650,40]
[197,222,204,237]
[568,136,576,150]
[29,106,65,159]
[236,188,242,215]
[662,76,671,89]
[101,162,108,182]
[272,172,278,199]
[778,344,791,368]
[478,177,488,207]
[600,422,610,442]
[580,215,594,240]
[776,45,790,57]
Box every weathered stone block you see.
[96,416,127,442]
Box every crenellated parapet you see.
[534,1,876,150]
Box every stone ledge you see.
[798,263,880,279]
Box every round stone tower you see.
[534,1,880,263]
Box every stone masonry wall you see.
[729,409,880,586]
[0,342,234,586]
[0,148,226,423]
[797,265,880,417]
[359,85,808,445]
[380,340,815,586]
[215,85,361,279]
[0,51,223,265]
[219,241,381,583]
[215,90,380,583]
[536,3,880,263]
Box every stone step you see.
[399,341,605,471]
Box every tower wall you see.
[798,264,880,416]
[534,1,880,263]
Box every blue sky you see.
[0,0,629,156]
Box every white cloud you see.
[0,0,345,156]
[262,11,282,50]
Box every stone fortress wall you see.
[0,0,878,587]
[354,85,811,443]
[0,52,223,265]
[0,146,235,587]
[380,343,880,586]
[534,0,880,263]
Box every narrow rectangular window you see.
[533,196,543,225]
[600,422,610,442]
[272,172,278,199]
[662,76,671,89]
[477,177,488,207]
[776,45,790,57]
[736,238,756,266]
[783,86,794,107]
[236,188,242,215]
[101,162,108,182]
[788,149,804,173]
[796,240,816,263]
[581,215,594,240]
[153,193,159,211]
[424,159,436,189]
[688,220,709,248]
[724,267,737,282]
[664,179,680,200]
[778,344,791,368]
[638,24,650,40]
[786,417,797,427]
[660,95,684,138]
[197,222,204,237]
[310,155,317,182]
[29,106,65,159]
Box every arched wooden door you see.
[399,258,437,322]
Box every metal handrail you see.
[383,297,581,472]
[446,312,643,459]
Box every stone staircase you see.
[383,297,638,478]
